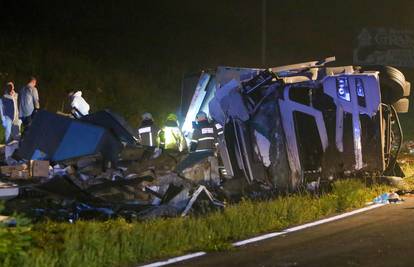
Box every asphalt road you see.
[172,196,414,267]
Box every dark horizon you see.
[2,1,413,66]
[0,0,413,122]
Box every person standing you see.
[190,111,218,152]
[137,112,160,147]
[18,76,39,128]
[0,82,20,143]
[68,90,90,119]
[159,113,187,152]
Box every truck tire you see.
[362,66,409,104]
[392,98,409,113]
[404,81,411,97]
[378,66,409,104]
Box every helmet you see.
[166,113,177,121]
[196,111,208,122]
[142,112,153,121]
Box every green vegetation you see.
[395,160,414,191]
[399,115,414,141]
[0,202,32,267]
[0,46,184,127]
[0,179,390,267]
[0,127,5,144]
[0,24,188,128]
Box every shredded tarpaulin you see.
[373,193,389,204]
[17,110,122,163]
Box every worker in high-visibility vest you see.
[137,112,160,147]
[159,113,187,152]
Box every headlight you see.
[355,78,366,107]
[355,78,365,97]
[336,77,350,101]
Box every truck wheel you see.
[404,81,411,97]
[362,66,409,104]
[392,98,409,113]
[378,66,409,104]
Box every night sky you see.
[0,0,413,122]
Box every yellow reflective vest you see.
[159,120,187,152]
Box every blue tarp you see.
[18,110,122,162]
[81,110,138,145]
[52,122,104,161]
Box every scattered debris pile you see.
[0,111,224,222]
[402,140,414,155]
[373,192,403,204]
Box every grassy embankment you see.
[398,158,414,191]
[0,179,391,267]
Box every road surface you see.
[172,196,414,267]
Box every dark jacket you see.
[138,119,160,147]
[190,120,218,152]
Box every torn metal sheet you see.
[0,182,18,200]
[181,185,224,216]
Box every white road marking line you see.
[233,232,285,247]
[139,252,207,267]
[139,203,387,266]
[283,203,385,233]
[233,203,385,246]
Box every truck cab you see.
[181,57,410,191]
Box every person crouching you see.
[68,90,90,119]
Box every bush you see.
[332,180,367,212]
[0,202,32,267]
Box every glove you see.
[152,147,163,159]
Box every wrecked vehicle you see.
[181,57,411,192]
[0,56,410,222]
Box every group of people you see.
[1,76,220,155]
[0,77,39,144]
[0,77,90,144]
[137,111,223,153]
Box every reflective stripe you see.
[149,131,153,146]
[196,148,214,152]
[198,137,215,141]
[201,128,214,134]
[191,140,198,143]
[138,126,151,134]
[218,131,224,135]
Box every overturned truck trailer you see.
[183,57,411,191]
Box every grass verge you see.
[1,179,390,267]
